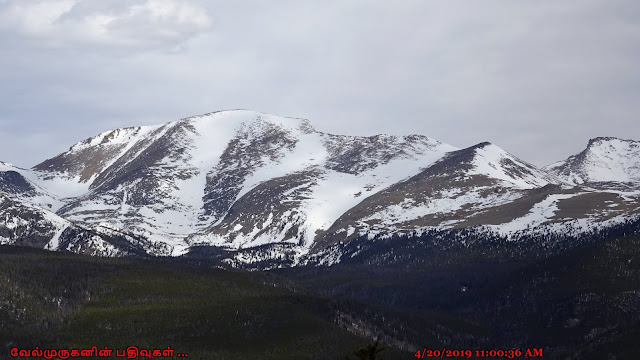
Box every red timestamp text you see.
[415,347,544,358]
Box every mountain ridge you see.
[1,110,639,265]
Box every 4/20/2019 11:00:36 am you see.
[414,347,545,358]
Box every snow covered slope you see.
[0,162,62,210]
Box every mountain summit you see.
[544,137,640,185]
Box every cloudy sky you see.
[1,0,638,168]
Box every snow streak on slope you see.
[359,187,523,231]
[489,192,585,235]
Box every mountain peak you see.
[588,136,617,144]
[178,109,316,134]
[587,136,637,147]
[546,136,640,185]
[471,141,493,149]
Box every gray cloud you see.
[0,0,213,50]
[0,0,638,167]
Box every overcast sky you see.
[1,0,638,168]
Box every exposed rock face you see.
[0,193,65,249]
[0,171,36,195]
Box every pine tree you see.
[346,339,385,360]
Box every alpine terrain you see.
[0,110,639,266]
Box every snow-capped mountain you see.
[1,110,639,264]
[2,111,457,256]
[544,137,640,186]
